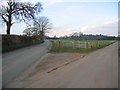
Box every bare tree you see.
[70,32,83,40]
[0,0,43,35]
[33,16,52,40]
[23,27,34,36]
[23,27,39,36]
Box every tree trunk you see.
[6,24,11,35]
[6,13,12,35]
[6,5,12,35]
[41,30,44,41]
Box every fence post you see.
[86,42,88,48]
[72,41,74,49]
[59,40,60,48]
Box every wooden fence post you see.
[86,42,88,48]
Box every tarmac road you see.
[2,40,51,87]
[22,42,118,88]
[4,42,118,88]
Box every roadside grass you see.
[50,40,116,53]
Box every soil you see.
[24,52,88,79]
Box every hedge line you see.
[2,35,44,53]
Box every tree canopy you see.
[0,0,43,34]
[23,16,52,41]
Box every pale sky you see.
[0,0,119,37]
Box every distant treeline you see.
[45,34,117,40]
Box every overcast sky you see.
[0,0,119,37]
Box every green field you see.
[51,40,116,52]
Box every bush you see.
[2,35,44,53]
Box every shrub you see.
[2,35,43,53]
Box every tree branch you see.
[1,15,8,23]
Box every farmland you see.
[51,40,116,52]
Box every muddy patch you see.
[25,53,88,79]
